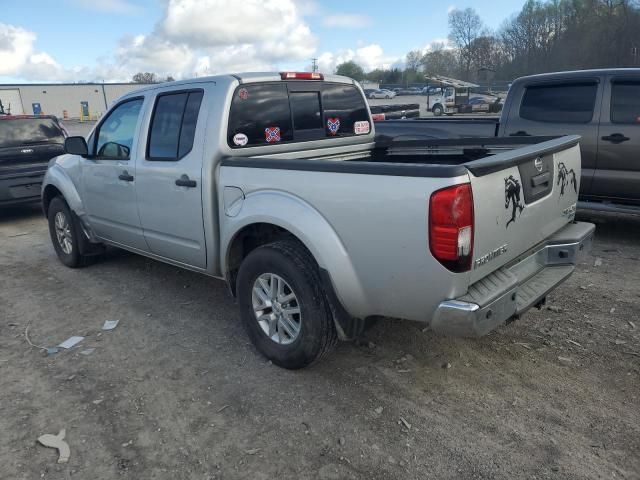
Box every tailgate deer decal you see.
[557,162,577,197]
[505,175,525,228]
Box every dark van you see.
[0,115,66,206]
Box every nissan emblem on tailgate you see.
[534,157,543,172]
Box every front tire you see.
[236,239,338,369]
[433,104,444,116]
[47,196,93,268]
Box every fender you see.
[221,189,370,320]
[42,156,86,216]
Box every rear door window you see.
[520,82,597,123]
[228,82,369,148]
[610,81,640,124]
[0,118,65,148]
[147,90,203,161]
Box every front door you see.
[82,97,148,251]
[134,89,207,268]
[593,76,640,202]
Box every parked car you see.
[369,89,396,99]
[0,115,67,207]
[394,87,422,96]
[363,88,377,98]
[468,96,491,112]
[42,71,594,368]
[376,69,640,213]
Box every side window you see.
[147,90,203,161]
[611,81,640,124]
[228,84,293,147]
[322,84,369,137]
[95,98,143,159]
[520,82,597,123]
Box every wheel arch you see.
[221,190,370,326]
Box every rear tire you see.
[236,239,338,369]
[47,196,94,268]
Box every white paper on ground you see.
[58,336,84,349]
[102,320,119,331]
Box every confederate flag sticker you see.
[354,120,370,135]
[327,117,340,135]
[265,126,281,143]
[238,88,249,100]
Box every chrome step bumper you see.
[430,221,595,337]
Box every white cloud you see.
[115,34,195,77]
[67,0,141,14]
[422,38,454,53]
[317,44,400,73]
[0,23,36,76]
[323,14,372,29]
[447,5,457,14]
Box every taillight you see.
[280,72,324,80]
[429,183,474,272]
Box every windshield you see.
[0,118,65,148]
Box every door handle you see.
[601,133,630,144]
[175,174,197,188]
[509,130,530,137]
[118,171,134,182]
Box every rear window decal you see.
[238,88,249,100]
[327,117,340,135]
[265,127,281,143]
[354,120,370,135]
[233,133,248,146]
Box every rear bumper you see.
[430,221,595,337]
[0,167,46,206]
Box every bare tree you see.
[132,72,158,84]
[448,7,484,78]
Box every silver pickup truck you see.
[42,72,594,368]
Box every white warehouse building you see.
[0,83,148,119]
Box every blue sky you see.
[0,0,527,83]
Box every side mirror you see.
[64,136,89,156]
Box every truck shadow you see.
[0,202,42,224]
[577,210,640,244]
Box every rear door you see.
[501,79,602,196]
[593,75,640,202]
[135,88,207,268]
[466,137,582,284]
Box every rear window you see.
[0,118,65,148]
[520,82,597,123]
[611,81,640,124]
[227,82,369,148]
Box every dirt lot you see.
[1,205,639,480]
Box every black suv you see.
[0,115,67,206]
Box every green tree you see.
[335,61,365,81]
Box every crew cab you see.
[376,69,640,214]
[42,72,594,368]
[0,115,66,206]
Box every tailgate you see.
[466,135,581,283]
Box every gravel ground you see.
[0,204,638,480]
